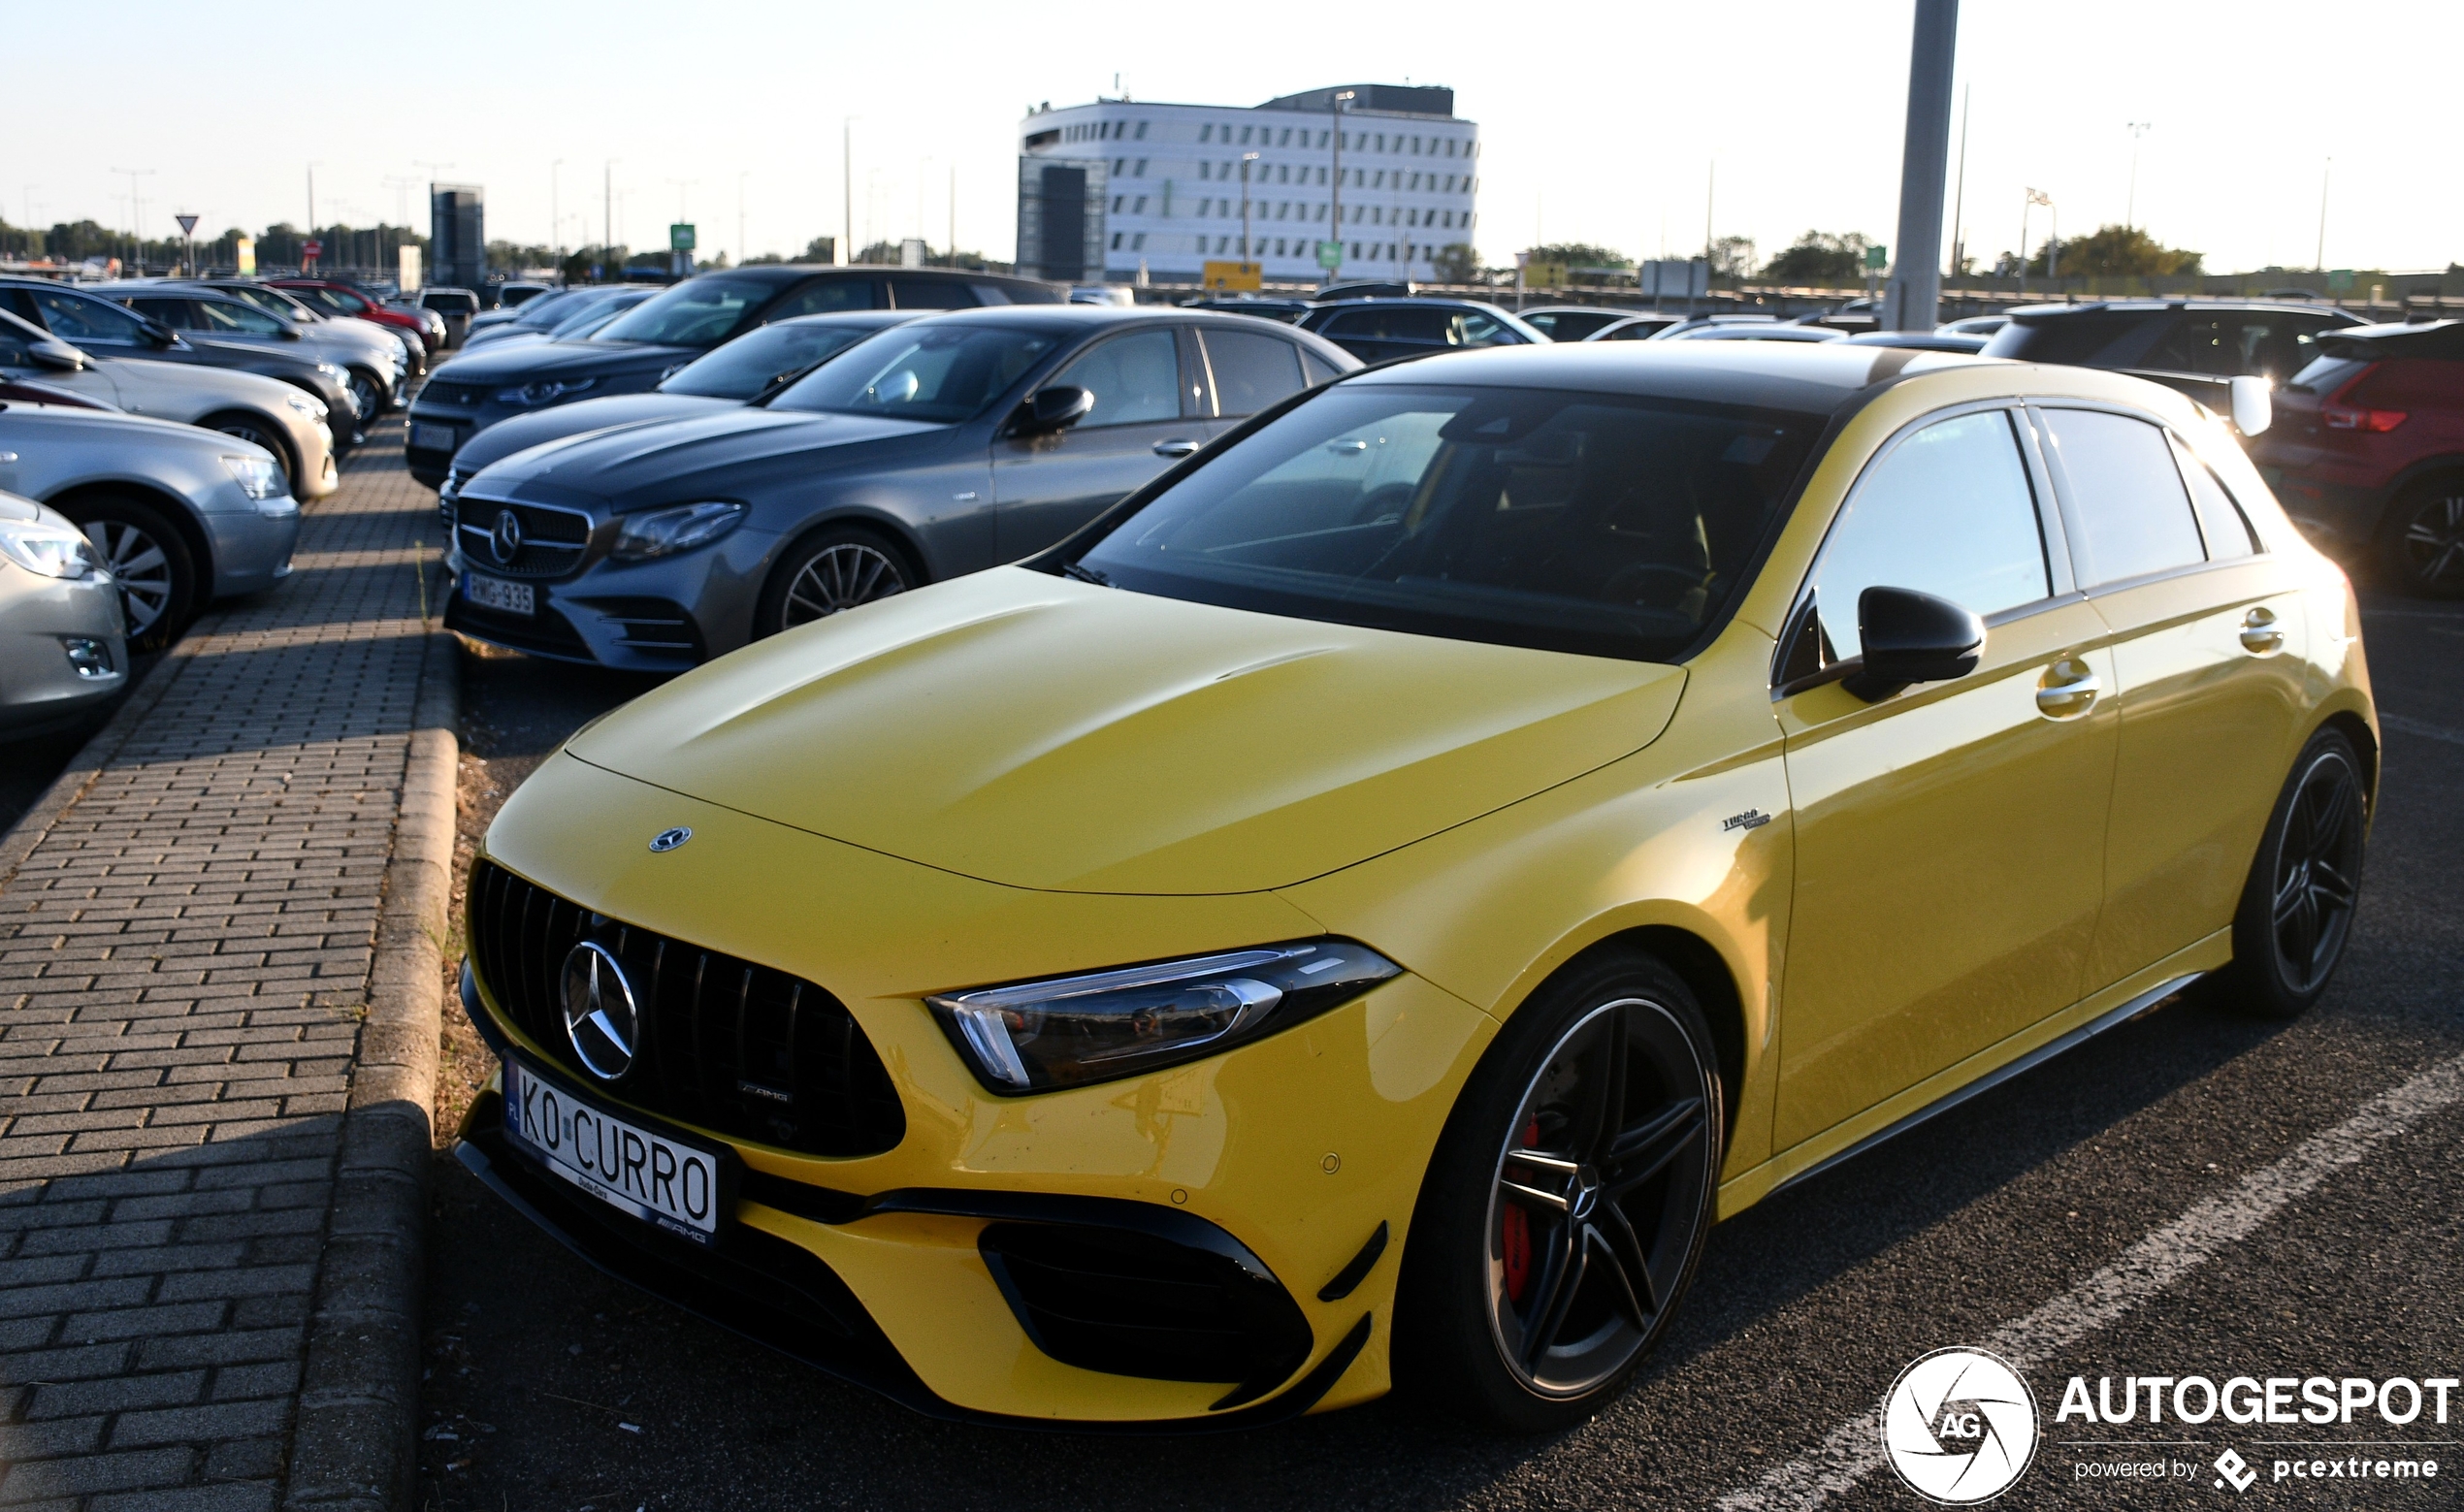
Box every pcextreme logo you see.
[1882,1348,2041,1504]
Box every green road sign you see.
[1864,243,1889,271]
[670,223,697,252]
[2327,269,2355,293]
[1317,240,1343,271]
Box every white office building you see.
[1017,84,1479,285]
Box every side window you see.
[1807,409,2051,659]
[1382,308,1453,344]
[1453,311,1514,346]
[2150,316,2238,376]
[1300,347,1346,386]
[770,278,877,317]
[887,277,976,310]
[129,298,197,330]
[2168,434,2257,559]
[1199,328,1305,417]
[2039,407,2207,586]
[1320,310,1374,338]
[0,321,33,367]
[1051,329,1184,427]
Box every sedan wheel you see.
[347,369,385,422]
[762,531,914,636]
[2214,730,2368,1018]
[2383,480,2464,597]
[1399,954,1722,1431]
[63,495,198,651]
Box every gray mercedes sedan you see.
[442,306,1357,669]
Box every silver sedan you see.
[0,490,126,738]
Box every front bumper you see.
[458,756,1500,1423]
[439,515,776,670]
[0,571,126,737]
[204,503,302,596]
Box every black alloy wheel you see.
[758,527,917,636]
[2216,729,2368,1018]
[203,414,295,499]
[61,494,197,651]
[1398,952,1722,1432]
[2381,478,2464,597]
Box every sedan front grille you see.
[454,497,593,578]
[467,859,906,1158]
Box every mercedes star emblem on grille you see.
[490,507,524,565]
[559,941,639,1080]
[649,826,693,853]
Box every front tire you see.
[59,494,198,652]
[1396,951,1723,1432]
[753,525,918,638]
[2209,728,2369,1019]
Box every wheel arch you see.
[1549,926,1750,1148]
[2317,707,2381,808]
[46,479,215,585]
[764,508,934,591]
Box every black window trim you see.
[2026,398,2257,599]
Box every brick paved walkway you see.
[0,432,443,1510]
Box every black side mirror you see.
[141,321,177,346]
[28,338,84,371]
[1014,384,1094,435]
[1841,585,1986,702]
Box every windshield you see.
[662,319,887,400]
[556,295,648,340]
[768,323,1054,422]
[593,276,773,347]
[196,300,287,335]
[1073,384,1827,661]
[512,288,590,328]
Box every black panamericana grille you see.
[467,859,905,1157]
[453,497,593,578]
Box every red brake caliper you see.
[1503,1117,1540,1303]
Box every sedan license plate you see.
[410,421,459,452]
[463,571,533,616]
[503,1058,725,1244]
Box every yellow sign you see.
[1521,260,1568,289]
[1202,260,1262,292]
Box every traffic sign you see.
[175,214,199,237]
[670,223,697,252]
[1316,240,1343,271]
[1864,243,1889,271]
[302,239,323,262]
[1202,260,1262,292]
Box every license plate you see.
[503,1058,726,1245]
[410,421,458,452]
[464,571,533,615]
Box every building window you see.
[1315,166,1327,184]
[1112,196,1124,212]
[1111,232,1123,249]
[1217,236,1230,253]
[1200,123,1213,143]
[1239,126,1253,145]
[1135,120,1150,140]
[1276,164,1288,183]
[1199,161,1210,179]
[1277,203,1289,219]
[1135,196,1149,214]
[1114,159,1126,175]
[1280,128,1292,145]
[1133,234,1147,250]
[1135,159,1148,177]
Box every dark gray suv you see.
[441,306,1358,669]
[405,265,1064,488]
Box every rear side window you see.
[2169,434,2257,558]
[2039,407,2207,586]
[769,278,877,317]
[27,288,148,343]
[1300,347,1346,386]
[1200,328,1305,417]
[1984,312,2162,367]
[888,277,978,310]
[127,298,197,329]
[1808,409,2051,659]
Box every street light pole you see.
[111,168,155,273]
[1883,0,1959,331]
[2315,158,2331,273]
[603,160,615,280]
[552,160,564,270]
[1948,84,1970,284]
[843,118,858,265]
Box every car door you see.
[2032,404,2315,988]
[1772,405,2120,1151]
[992,325,1205,559]
[1194,324,1313,439]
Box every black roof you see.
[1343,340,1997,415]
[2004,299,2362,323]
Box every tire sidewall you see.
[2224,727,2367,1018]
[1395,949,1724,1432]
[2377,476,2464,599]
[60,494,197,653]
[753,524,920,640]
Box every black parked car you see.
[441,306,1357,669]
[1295,299,1545,365]
[1983,301,2365,409]
[420,288,484,347]
[405,265,1063,488]
[1313,279,1416,302]
[0,278,360,447]
[1517,306,1633,342]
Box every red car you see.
[2256,318,2464,595]
[269,278,440,366]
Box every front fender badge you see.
[649,826,693,853]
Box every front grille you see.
[572,596,704,657]
[980,1222,1313,1397]
[467,859,906,1157]
[454,497,593,578]
[422,384,486,408]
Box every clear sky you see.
[14,0,2457,275]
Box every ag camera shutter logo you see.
[1882,1347,2041,1503]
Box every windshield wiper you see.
[1062,562,1113,588]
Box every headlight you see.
[283,394,328,420]
[494,376,596,407]
[222,454,287,500]
[610,500,745,561]
[927,939,1402,1093]
[0,519,104,580]
[315,361,345,379]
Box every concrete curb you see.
[282,628,459,1512]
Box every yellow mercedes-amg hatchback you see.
[456,340,2375,1432]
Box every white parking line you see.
[2381,713,2464,748]
[1709,1052,2464,1511]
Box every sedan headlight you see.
[927,939,1402,1093]
[222,454,287,500]
[315,361,346,379]
[0,519,104,580]
[610,500,745,561]
[283,394,328,420]
[494,376,596,407]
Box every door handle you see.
[1152,438,1201,458]
[2034,659,2101,719]
[2240,606,2285,654]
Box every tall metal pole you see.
[948,163,956,266]
[604,161,613,279]
[1948,85,1970,284]
[1883,0,1959,330]
[552,160,563,269]
[2315,158,2331,272]
[843,118,856,265]
[2124,122,2152,230]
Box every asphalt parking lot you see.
[413,592,2464,1511]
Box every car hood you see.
[471,406,941,504]
[451,393,739,475]
[99,357,299,416]
[430,338,694,386]
[563,565,1688,894]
